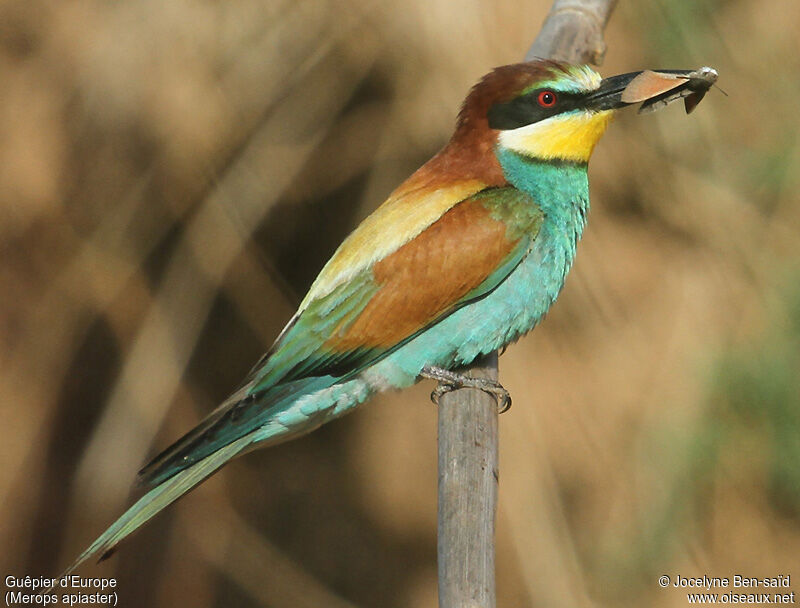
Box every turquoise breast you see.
[365,149,590,386]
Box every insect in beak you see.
[621,66,719,114]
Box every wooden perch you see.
[436,1,618,607]
[527,0,619,64]
[437,351,500,606]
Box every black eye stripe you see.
[488,88,585,130]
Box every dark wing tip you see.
[98,547,117,563]
[135,386,255,488]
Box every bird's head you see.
[455,60,690,165]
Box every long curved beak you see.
[586,67,718,114]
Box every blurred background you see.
[1,0,799,606]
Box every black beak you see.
[585,71,644,111]
[586,67,718,113]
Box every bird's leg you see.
[420,366,512,414]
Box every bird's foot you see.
[420,366,512,414]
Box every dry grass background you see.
[2,0,799,606]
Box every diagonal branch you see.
[527,0,619,64]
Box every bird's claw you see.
[421,366,512,414]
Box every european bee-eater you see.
[57,60,715,576]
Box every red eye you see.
[537,90,557,107]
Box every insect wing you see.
[621,70,687,104]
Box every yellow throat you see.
[498,109,614,163]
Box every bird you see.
[56,59,713,577]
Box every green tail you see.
[52,374,342,586]
[56,433,254,581]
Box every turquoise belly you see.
[366,217,580,389]
[369,153,590,386]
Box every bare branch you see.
[527,0,619,65]
[437,352,500,607]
